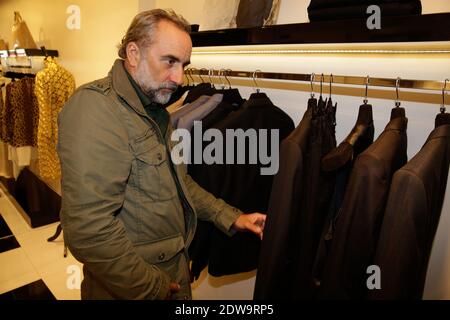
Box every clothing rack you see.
[0,47,59,58]
[186,69,447,92]
[0,47,58,76]
[3,71,36,79]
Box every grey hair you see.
[118,9,191,59]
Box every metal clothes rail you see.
[186,68,448,92]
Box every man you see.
[57,9,266,300]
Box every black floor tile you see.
[0,280,56,300]
[0,214,13,238]
[0,235,20,252]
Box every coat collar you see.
[110,59,147,116]
[384,115,408,132]
[427,124,450,142]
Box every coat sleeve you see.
[58,89,170,300]
[183,173,242,236]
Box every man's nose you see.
[169,67,184,86]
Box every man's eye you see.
[167,59,175,65]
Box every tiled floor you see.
[0,184,82,300]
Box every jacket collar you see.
[427,124,450,142]
[384,115,408,132]
[243,92,273,109]
[110,59,147,116]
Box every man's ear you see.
[126,42,141,68]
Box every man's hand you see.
[232,213,266,240]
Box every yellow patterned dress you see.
[35,57,75,179]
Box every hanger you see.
[216,69,243,107]
[249,69,268,100]
[435,78,450,128]
[182,67,216,104]
[253,69,261,93]
[208,69,215,89]
[308,73,318,110]
[225,69,233,89]
[326,74,337,125]
[318,73,326,115]
[185,68,192,86]
[218,69,226,90]
[390,77,406,120]
[322,75,374,172]
[356,75,374,126]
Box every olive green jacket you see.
[57,59,241,300]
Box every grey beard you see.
[141,83,178,105]
[146,89,172,105]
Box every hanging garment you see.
[423,153,450,299]
[236,0,276,28]
[307,0,422,22]
[0,141,13,178]
[170,95,210,127]
[35,57,75,179]
[164,85,191,109]
[288,96,337,299]
[3,77,39,147]
[8,145,36,179]
[319,115,408,299]
[166,91,189,114]
[254,100,314,300]
[370,124,450,300]
[177,93,223,131]
[188,92,295,278]
[184,83,216,104]
[313,103,375,289]
[200,99,242,131]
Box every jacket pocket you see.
[134,234,189,291]
[134,234,185,265]
[130,130,177,201]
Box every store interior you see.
[0,0,450,300]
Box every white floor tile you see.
[15,223,66,271]
[0,248,40,294]
[41,264,82,300]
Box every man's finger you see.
[246,222,263,238]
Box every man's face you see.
[134,20,192,104]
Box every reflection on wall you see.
[198,0,240,31]
[198,0,281,31]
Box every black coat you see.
[254,103,313,299]
[188,92,295,278]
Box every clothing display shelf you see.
[0,48,59,59]
[187,69,447,94]
[0,47,59,77]
[191,13,450,47]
